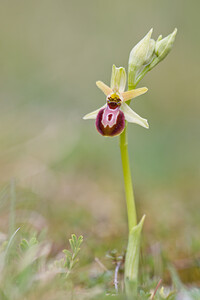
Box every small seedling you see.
[62,234,83,278]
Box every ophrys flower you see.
[83,65,149,137]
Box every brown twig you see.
[151,279,162,299]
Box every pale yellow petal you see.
[122,87,148,101]
[96,81,112,96]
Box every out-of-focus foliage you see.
[0,0,200,299]
[0,231,84,299]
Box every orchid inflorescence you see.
[83,28,177,138]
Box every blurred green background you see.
[0,0,199,286]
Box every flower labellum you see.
[96,93,125,136]
[83,65,149,137]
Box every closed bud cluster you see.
[128,28,177,87]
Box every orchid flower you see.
[83,65,149,137]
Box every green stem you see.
[120,78,143,298]
[134,57,160,87]
[120,75,137,231]
[119,124,137,231]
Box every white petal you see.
[122,87,148,101]
[83,104,106,120]
[96,81,112,96]
[121,102,149,128]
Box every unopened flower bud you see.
[156,34,162,42]
[155,28,177,61]
[129,28,154,70]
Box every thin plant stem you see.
[120,79,141,298]
[120,76,138,231]
[120,124,137,231]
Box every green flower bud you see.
[131,28,177,86]
[129,28,154,70]
[155,28,177,61]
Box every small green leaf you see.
[72,234,77,248]
[73,248,80,260]
[29,237,38,247]
[65,257,71,269]
[20,239,29,252]
[77,235,83,247]
[69,238,75,252]
[63,249,72,259]
[62,234,83,278]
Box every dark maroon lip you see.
[96,107,125,137]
